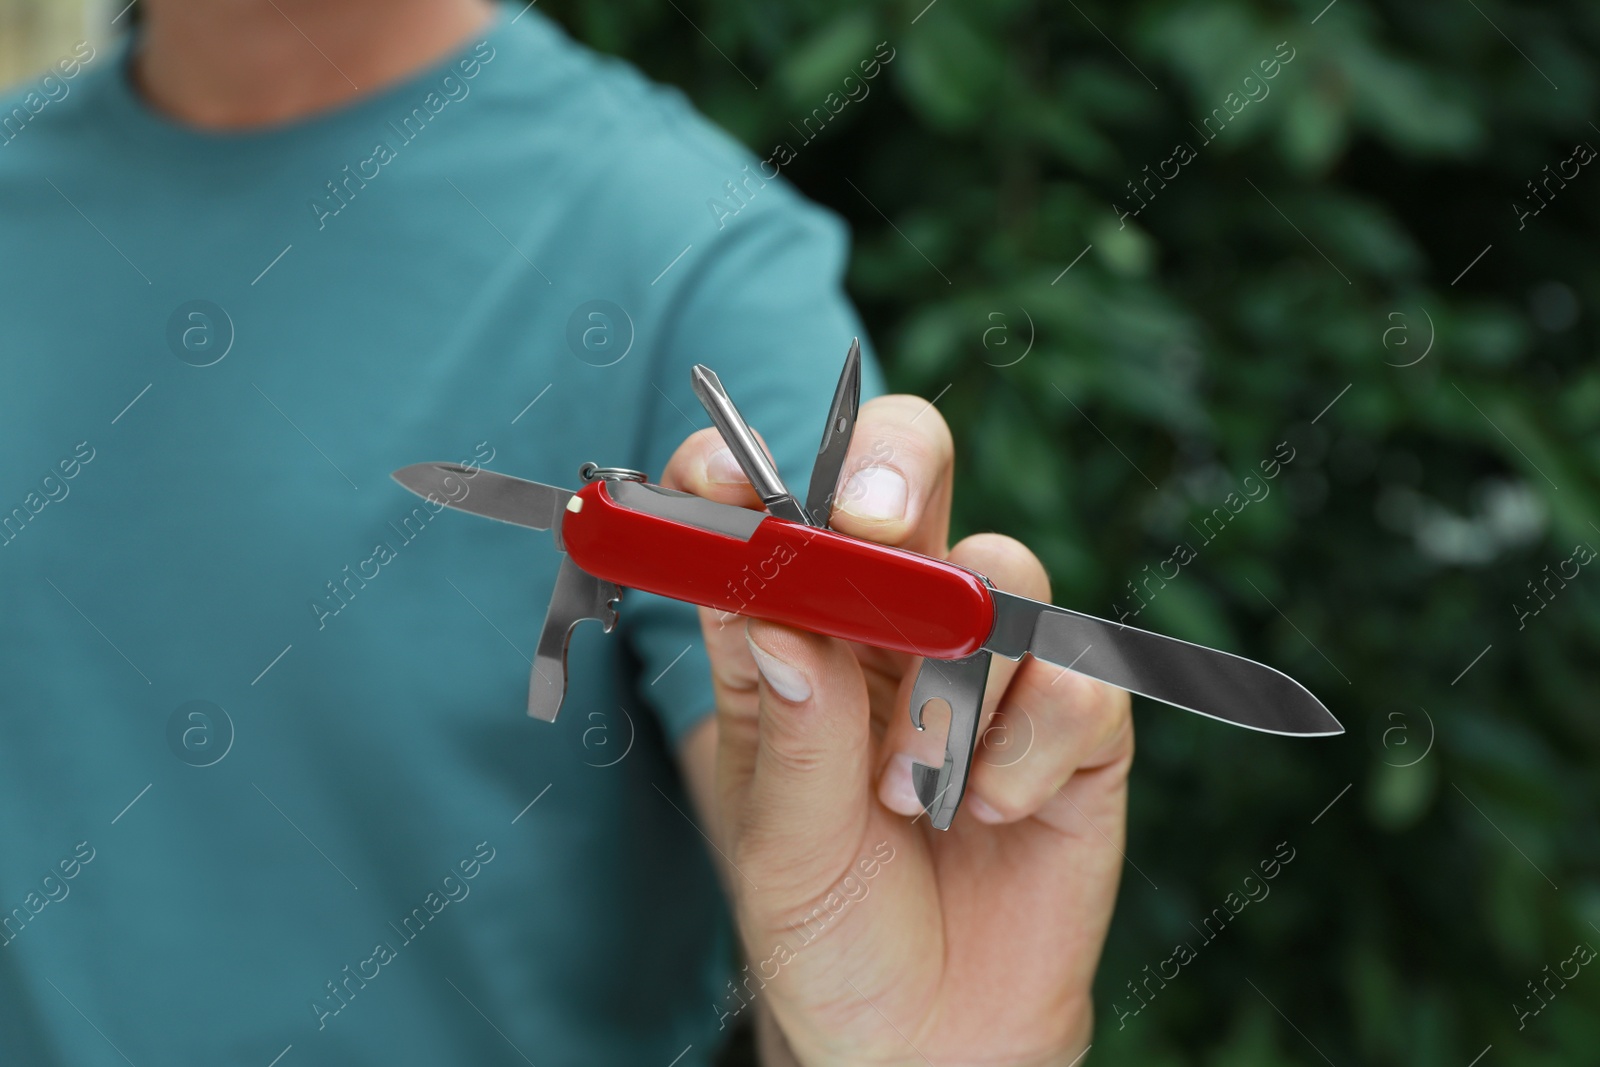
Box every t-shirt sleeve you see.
[622,187,886,745]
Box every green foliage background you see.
[541,1,1600,1063]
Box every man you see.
[0,1,1131,1062]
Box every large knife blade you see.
[985,590,1343,737]
[392,464,571,532]
[805,337,862,528]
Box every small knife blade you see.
[804,338,862,528]
[391,464,571,532]
[986,591,1343,737]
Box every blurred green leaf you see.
[895,12,1006,131]
[774,11,878,102]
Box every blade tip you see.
[1296,712,1345,737]
[393,461,472,490]
[1293,711,1344,737]
[391,463,437,492]
[1314,702,1345,736]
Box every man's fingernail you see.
[966,795,1006,824]
[707,447,746,485]
[745,630,811,703]
[879,753,924,816]
[838,466,907,523]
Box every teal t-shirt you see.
[0,7,882,1063]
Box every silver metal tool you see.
[805,338,862,528]
[530,556,621,721]
[690,365,813,525]
[393,461,570,532]
[908,650,993,829]
[392,462,618,720]
[985,591,1343,736]
[905,588,1344,825]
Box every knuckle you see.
[1053,670,1131,758]
[1088,675,1131,729]
[707,648,758,696]
[760,738,831,782]
[953,532,1050,601]
[1102,686,1135,752]
[977,767,1053,820]
[1039,662,1102,708]
[715,699,761,748]
[859,394,954,470]
[1087,678,1130,746]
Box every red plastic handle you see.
[560,481,994,660]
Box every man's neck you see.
[133,0,497,129]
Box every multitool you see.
[394,341,1342,829]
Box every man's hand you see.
[664,396,1133,1067]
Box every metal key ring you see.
[579,462,648,483]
